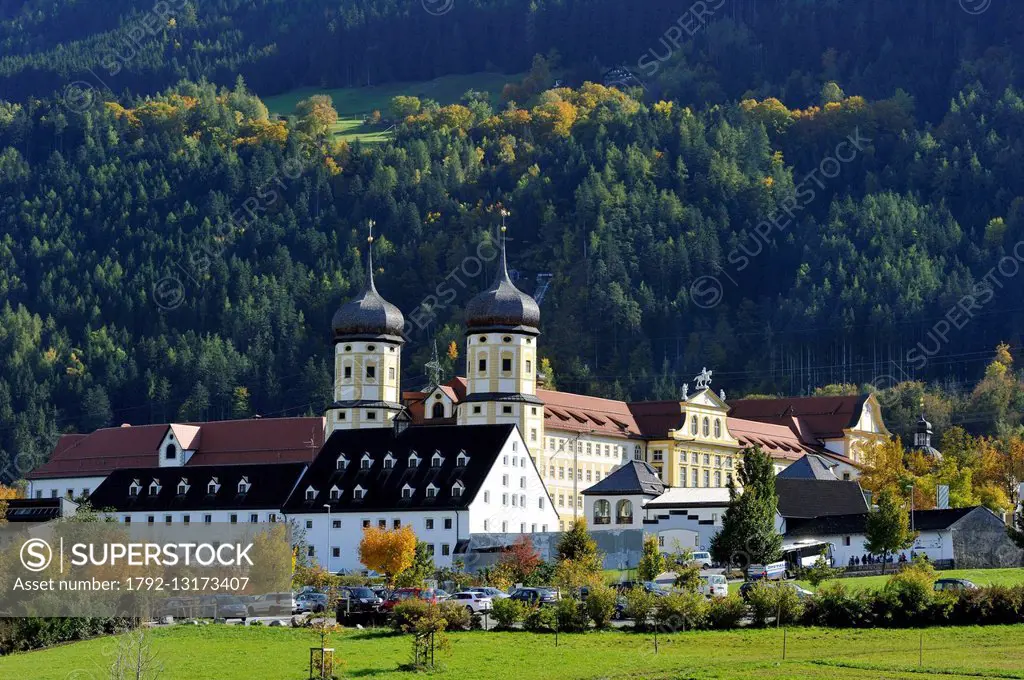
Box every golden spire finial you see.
[367,219,375,244]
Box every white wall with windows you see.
[29,476,106,501]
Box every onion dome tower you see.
[328,221,405,432]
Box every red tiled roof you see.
[627,400,685,436]
[29,417,325,479]
[726,418,819,462]
[538,388,641,437]
[727,395,868,440]
[29,424,168,479]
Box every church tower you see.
[458,218,545,457]
[328,222,405,432]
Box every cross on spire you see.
[365,219,376,291]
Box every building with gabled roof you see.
[284,423,556,570]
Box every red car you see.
[382,588,442,611]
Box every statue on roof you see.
[695,367,713,390]
[680,383,689,400]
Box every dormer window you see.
[456,450,469,467]
[148,479,161,496]
[177,479,189,495]
[330,485,341,501]
[408,452,421,468]
[237,476,251,494]
[207,477,220,495]
[305,486,317,501]
[401,483,415,499]
[431,451,444,467]
[426,484,438,498]
[336,454,348,471]
[353,485,366,501]
[452,481,465,498]
[129,479,141,497]
[361,453,372,470]
[383,453,395,470]
[165,444,177,460]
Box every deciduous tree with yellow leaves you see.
[358,525,418,587]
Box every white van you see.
[689,551,713,569]
[699,574,728,598]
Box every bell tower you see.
[328,221,406,432]
[458,213,545,456]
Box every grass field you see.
[793,568,1024,593]
[262,71,518,143]
[4,624,1024,679]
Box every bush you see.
[0,617,135,655]
[877,565,935,627]
[555,598,590,632]
[653,592,710,631]
[803,582,873,628]
[391,599,431,632]
[523,605,558,632]
[746,581,777,627]
[623,586,657,631]
[438,600,471,631]
[585,585,618,629]
[775,584,804,625]
[707,595,747,630]
[490,598,527,629]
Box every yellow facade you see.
[327,339,403,432]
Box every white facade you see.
[30,476,106,501]
[788,530,954,567]
[296,428,558,571]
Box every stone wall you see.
[950,509,1024,568]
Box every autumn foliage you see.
[358,525,418,586]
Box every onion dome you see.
[332,227,405,343]
[912,412,941,460]
[465,225,540,333]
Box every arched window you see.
[431,402,445,418]
[702,417,710,437]
[714,419,721,438]
[690,415,698,435]
[165,444,177,460]
[594,499,611,525]
[615,499,633,525]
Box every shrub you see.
[653,592,710,631]
[803,582,873,628]
[878,564,935,626]
[523,605,558,632]
[490,598,527,629]
[623,586,657,631]
[555,598,590,632]
[775,584,804,625]
[391,599,431,632]
[707,595,747,630]
[746,581,777,627]
[585,585,618,629]
[438,601,471,631]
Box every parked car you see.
[244,592,293,617]
[466,587,509,600]
[201,594,249,621]
[699,574,728,598]
[934,578,980,592]
[448,591,493,613]
[739,581,813,601]
[295,591,328,613]
[612,581,670,597]
[382,587,442,611]
[509,587,560,606]
[690,551,714,569]
[336,586,384,620]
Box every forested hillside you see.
[2,0,1024,480]
[1,0,1022,123]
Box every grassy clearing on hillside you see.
[4,624,1024,680]
[262,71,518,143]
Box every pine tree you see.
[710,445,782,575]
